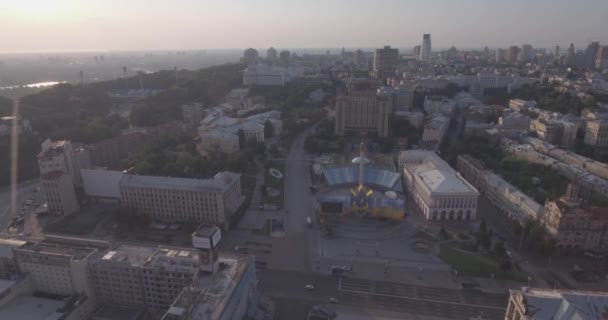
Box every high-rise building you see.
[334,89,391,137]
[119,172,244,229]
[372,45,399,79]
[566,43,576,66]
[585,41,600,68]
[482,46,490,59]
[596,46,608,69]
[446,46,458,59]
[495,48,506,62]
[419,34,432,60]
[506,46,520,63]
[242,48,259,65]
[419,34,432,61]
[37,139,91,187]
[518,44,533,62]
[279,50,291,66]
[41,171,80,216]
[266,47,278,61]
[413,45,421,57]
[555,45,560,57]
[353,49,367,69]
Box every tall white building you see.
[419,34,432,62]
[37,139,90,187]
[41,171,80,216]
[400,151,479,220]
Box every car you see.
[328,297,338,304]
[506,250,513,258]
[258,205,264,210]
[305,284,314,290]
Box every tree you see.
[264,120,274,138]
[493,242,506,258]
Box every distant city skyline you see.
[0,0,607,53]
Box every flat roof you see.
[17,242,96,260]
[402,151,478,195]
[511,288,608,319]
[163,254,253,320]
[119,172,239,193]
[101,244,157,267]
[0,295,65,320]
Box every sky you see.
[0,0,607,53]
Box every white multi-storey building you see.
[41,171,80,216]
[37,139,91,187]
[400,151,479,220]
[119,172,244,229]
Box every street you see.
[259,269,507,320]
[0,179,41,231]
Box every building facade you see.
[119,172,243,229]
[41,171,80,216]
[242,48,258,66]
[181,103,206,131]
[584,119,608,146]
[400,151,479,221]
[505,288,608,320]
[419,34,432,62]
[372,46,398,79]
[541,184,608,250]
[334,90,391,137]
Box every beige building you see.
[400,151,479,220]
[41,171,80,216]
[0,238,26,279]
[584,119,608,147]
[540,184,608,250]
[372,46,398,79]
[13,240,98,319]
[334,90,391,137]
[530,119,561,144]
[505,287,608,320]
[119,172,243,229]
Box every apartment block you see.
[584,119,608,147]
[372,46,399,79]
[181,103,206,131]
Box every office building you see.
[161,254,258,320]
[518,44,533,62]
[181,103,206,131]
[530,118,562,144]
[505,287,608,320]
[541,183,608,250]
[585,41,600,68]
[353,49,367,69]
[377,86,413,112]
[119,172,244,229]
[13,240,98,318]
[372,46,398,79]
[400,151,479,221]
[0,238,26,279]
[555,45,560,57]
[37,139,91,187]
[266,47,277,61]
[506,46,520,63]
[334,90,391,137]
[413,45,421,57]
[495,48,506,62]
[422,115,449,143]
[41,171,80,216]
[596,46,608,69]
[423,95,455,115]
[566,43,576,66]
[279,50,291,66]
[419,34,432,62]
[584,119,608,146]
[241,48,258,65]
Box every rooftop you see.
[119,171,239,193]
[401,151,478,195]
[0,295,66,320]
[162,254,253,320]
[143,247,200,271]
[193,225,220,238]
[101,244,157,267]
[17,241,96,260]
[511,287,608,320]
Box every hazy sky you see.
[1,0,607,53]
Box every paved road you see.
[259,269,507,320]
[0,179,41,231]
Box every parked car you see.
[328,297,338,304]
[305,284,314,290]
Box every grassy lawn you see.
[413,230,439,243]
[262,160,285,208]
[439,244,528,281]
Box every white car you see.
[328,297,338,304]
[305,284,314,290]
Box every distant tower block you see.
[192,225,222,273]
